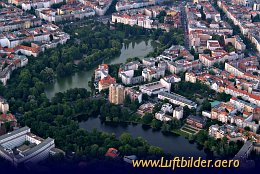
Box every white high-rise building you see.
[173,106,184,120]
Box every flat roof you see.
[158,92,197,107]
[17,144,30,152]
[0,126,30,142]
[21,137,54,157]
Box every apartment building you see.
[167,59,202,74]
[116,0,155,11]
[199,49,243,67]
[36,2,95,22]
[94,64,109,82]
[142,67,165,82]
[109,84,125,105]
[0,54,28,85]
[185,72,197,83]
[98,75,116,92]
[225,56,259,81]
[118,61,144,85]
[79,0,113,15]
[186,2,233,36]
[186,115,206,128]
[125,87,142,103]
[0,6,42,32]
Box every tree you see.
[209,70,215,75]
[201,99,211,111]
[142,93,149,101]
[0,82,5,96]
[56,63,66,77]
[119,133,132,144]
[203,49,211,55]
[200,6,206,21]
[217,92,232,102]
[244,126,251,131]
[148,146,163,156]
[213,62,225,70]
[252,14,260,22]
[151,119,162,129]
[124,94,131,106]
[142,113,153,124]
[190,47,195,55]
[119,144,132,155]
[153,103,162,114]
[157,11,167,23]
[195,130,208,144]
[170,119,182,129]
[161,122,171,132]
[218,35,225,46]
[51,0,66,9]
[40,67,55,83]
[224,42,235,53]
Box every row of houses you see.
[115,0,155,11]
[0,3,70,86]
[8,0,64,11]
[79,0,113,16]
[112,5,181,31]
[218,0,260,53]
[0,54,28,85]
[36,1,95,22]
[0,5,42,32]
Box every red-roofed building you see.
[98,75,116,92]
[0,113,17,128]
[105,148,119,158]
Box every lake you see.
[45,39,155,99]
[79,117,208,158]
[45,38,208,158]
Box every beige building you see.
[0,97,9,114]
[109,84,125,105]
[185,72,197,83]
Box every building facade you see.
[109,84,125,105]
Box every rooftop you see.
[0,126,30,142]
[158,92,197,107]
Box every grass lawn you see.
[172,129,190,137]
[182,127,196,134]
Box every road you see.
[180,3,189,49]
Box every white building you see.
[158,91,197,109]
[139,78,171,96]
[172,106,183,120]
[95,64,109,82]
[185,72,197,83]
[161,103,173,113]
[115,0,155,11]
[155,111,173,121]
[0,97,9,114]
[0,126,61,166]
[142,67,165,82]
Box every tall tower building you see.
[173,106,183,120]
[109,84,125,105]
